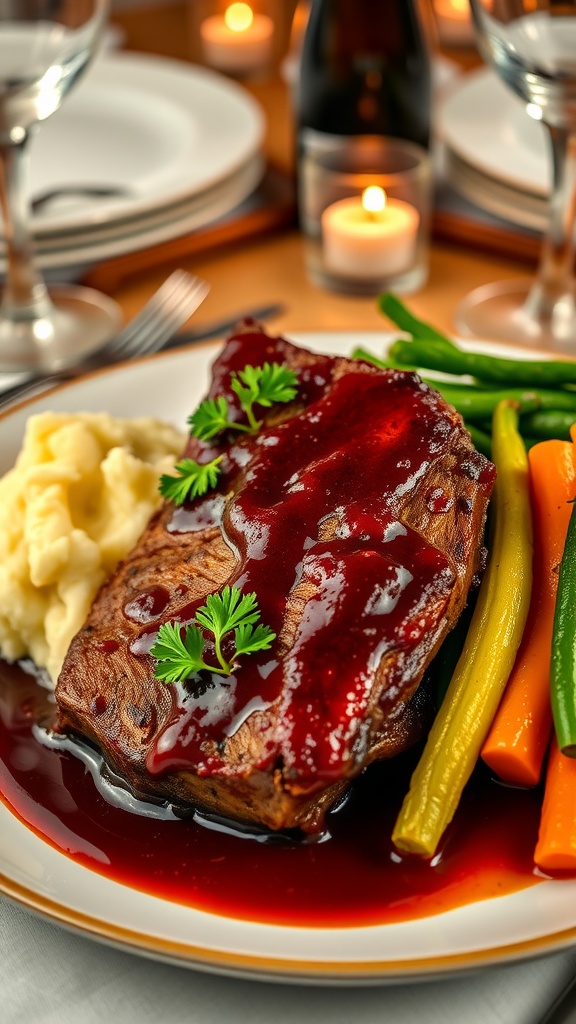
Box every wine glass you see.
[455,0,576,352]
[0,0,120,373]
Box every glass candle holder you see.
[299,135,432,296]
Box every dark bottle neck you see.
[297,0,432,148]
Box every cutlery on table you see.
[0,294,285,414]
[0,269,210,413]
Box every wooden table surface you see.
[102,1,533,343]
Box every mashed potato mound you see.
[0,411,185,684]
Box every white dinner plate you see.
[25,51,265,238]
[18,155,265,272]
[1,333,576,984]
[443,149,547,233]
[437,66,549,198]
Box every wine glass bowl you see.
[0,0,120,373]
[456,0,576,351]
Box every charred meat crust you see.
[56,324,496,832]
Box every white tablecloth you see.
[2,895,576,1024]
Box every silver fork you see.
[0,269,210,413]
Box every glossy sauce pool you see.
[0,659,544,928]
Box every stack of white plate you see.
[436,66,549,232]
[15,51,265,271]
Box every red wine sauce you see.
[0,660,543,928]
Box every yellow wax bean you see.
[392,400,533,858]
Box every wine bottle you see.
[296,0,432,151]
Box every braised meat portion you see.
[56,324,496,832]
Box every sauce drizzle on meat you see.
[55,327,496,833]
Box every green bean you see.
[448,385,576,414]
[352,346,408,371]
[437,385,541,420]
[518,389,576,412]
[353,348,576,421]
[378,293,455,344]
[466,424,492,458]
[477,412,573,440]
[389,338,576,388]
[517,410,576,441]
[551,500,576,755]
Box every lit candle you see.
[433,0,474,47]
[321,186,419,280]
[200,3,274,75]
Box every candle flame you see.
[225,2,254,32]
[451,0,469,11]
[362,186,386,215]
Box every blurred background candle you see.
[200,2,273,74]
[433,0,474,47]
[321,186,419,280]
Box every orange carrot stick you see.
[534,736,576,871]
[481,438,576,787]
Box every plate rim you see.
[3,866,576,984]
[1,332,576,983]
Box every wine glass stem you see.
[524,125,576,331]
[0,133,51,322]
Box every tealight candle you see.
[433,0,474,46]
[321,186,419,280]
[200,3,274,74]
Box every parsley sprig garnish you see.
[159,455,223,505]
[150,585,276,683]
[188,362,298,441]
